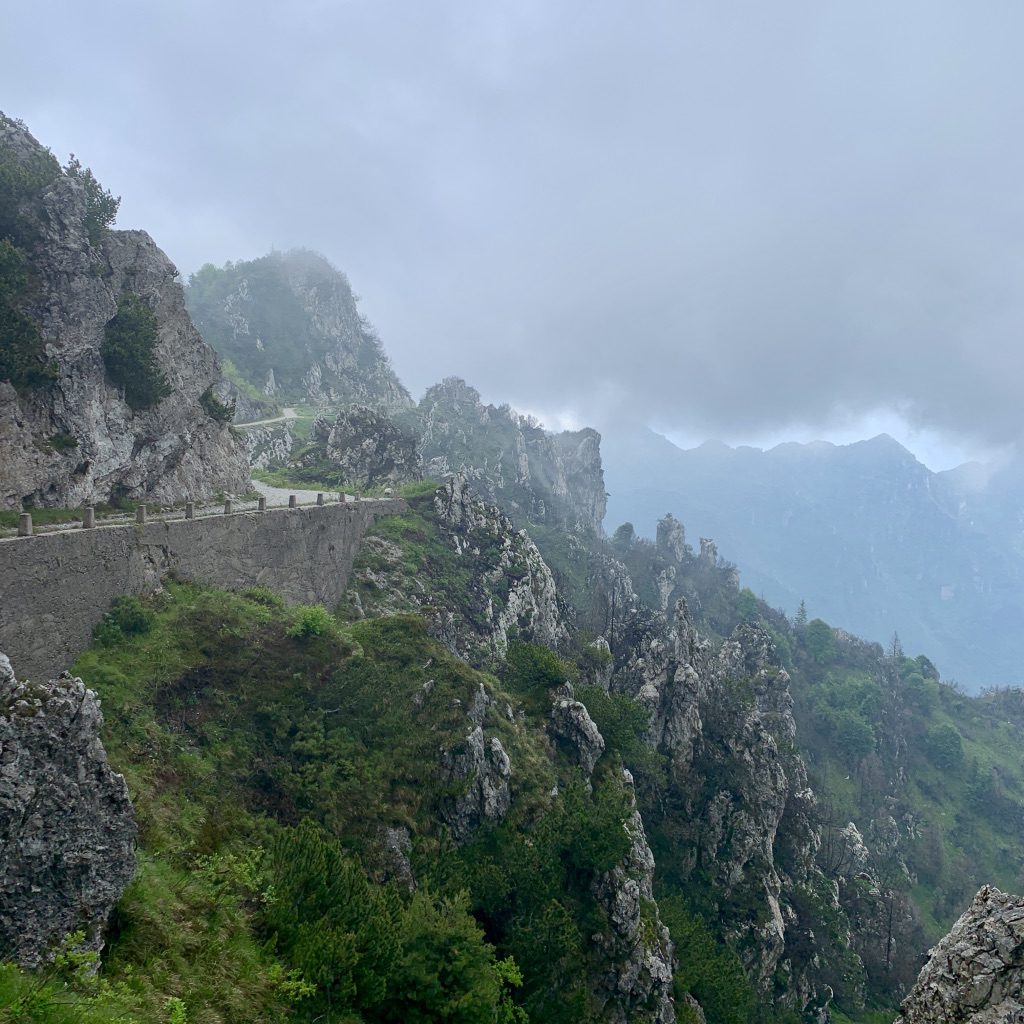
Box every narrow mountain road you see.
[251,480,339,507]
[234,406,298,429]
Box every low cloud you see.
[5,1,1024,450]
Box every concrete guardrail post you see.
[289,494,297,508]
[185,501,195,520]
[136,505,147,525]
[18,513,32,537]
[317,492,325,506]
[82,506,95,529]
[258,496,267,512]
[224,498,233,515]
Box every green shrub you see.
[94,596,154,645]
[659,897,753,1024]
[102,295,171,411]
[287,604,337,639]
[926,723,964,771]
[64,154,119,244]
[0,238,55,391]
[46,431,78,452]
[199,385,234,424]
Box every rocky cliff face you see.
[0,117,250,510]
[305,405,423,489]
[343,476,566,664]
[416,377,606,534]
[894,886,1024,1024]
[185,249,412,412]
[588,545,852,1015]
[0,651,136,966]
[591,769,676,1024]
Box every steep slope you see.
[603,427,1024,687]
[185,249,412,412]
[0,115,250,509]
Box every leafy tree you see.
[0,238,55,390]
[803,619,835,663]
[659,897,753,1024]
[102,294,171,411]
[833,708,875,764]
[65,155,119,243]
[926,723,964,771]
[612,522,636,550]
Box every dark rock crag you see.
[0,652,136,966]
[894,885,1024,1024]
[0,117,250,510]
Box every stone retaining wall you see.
[0,499,405,680]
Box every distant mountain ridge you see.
[603,427,1024,688]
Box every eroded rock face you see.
[345,476,567,664]
[417,377,606,533]
[550,687,606,776]
[307,406,422,488]
[0,652,136,966]
[438,684,512,843]
[592,770,676,1024]
[593,550,853,1013]
[242,421,295,470]
[894,886,1024,1024]
[0,118,250,510]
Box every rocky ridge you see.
[0,651,136,967]
[305,405,423,489]
[0,117,250,510]
[894,885,1024,1024]
[185,249,412,412]
[587,541,851,1015]
[343,475,567,663]
[415,377,606,533]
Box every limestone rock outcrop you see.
[416,377,606,533]
[0,652,136,966]
[344,476,567,664]
[0,117,250,510]
[242,421,295,470]
[894,886,1024,1024]
[591,549,853,1014]
[306,405,422,489]
[550,689,606,776]
[592,770,676,1024]
[438,684,512,843]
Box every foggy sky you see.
[5,1,1024,461]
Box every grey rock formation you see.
[592,549,853,1013]
[212,377,278,425]
[592,769,676,1024]
[0,118,250,510]
[185,249,412,412]
[344,477,566,664]
[438,685,512,843]
[416,377,606,533]
[550,690,606,776]
[0,652,136,966]
[241,421,295,470]
[306,406,422,488]
[894,885,1024,1024]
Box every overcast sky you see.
[5,1,1023,469]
